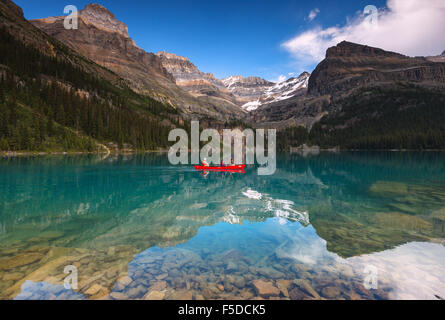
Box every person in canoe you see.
[202,158,210,167]
[219,158,234,167]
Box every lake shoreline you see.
[2,149,445,158]
[0,150,169,157]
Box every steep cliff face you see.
[0,0,23,19]
[156,51,223,88]
[31,4,244,120]
[78,3,129,38]
[154,51,245,113]
[427,50,445,63]
[32,4,174,83]
[308,41,445,95]
[0,0,121,84]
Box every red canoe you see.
[195,165,246,171]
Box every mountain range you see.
[1,0,445,152]
[30,4,309,121]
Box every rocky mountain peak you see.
[155,51,225,89]
[80,3,129,38]
[310,41,445,95]
[236,72,310,111]
[298,71,311,78]
[1,0,23,18]
[222,76,274,89]
[156,51,190,62]
[326,41,406,59]
[427,50,445,63]
[82,4,115,18]
[154,51,243,108]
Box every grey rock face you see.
[80,4,129,38]
[427,50,445,63]
[309,41,445,96]
[232,72,310,111]
[155,51,226,90]
[222,76,275,101]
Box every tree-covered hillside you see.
[278,84,445,151]
[0,20,181,153]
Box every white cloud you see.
[308,8,320,21]
[272,75,287,83]
[283,0,445,68]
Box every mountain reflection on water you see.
[0,152,444,300]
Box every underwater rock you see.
[137,256,162,264]
[252,280,280,297]
[276,280,291,297]
[84,284,106,296]
[292,279,320,299]
[370,212,432,231]
[143,290,165,300]
[288,287,307,300]
[290,263,310,274]
[219,249,244,261]
[2,272,24,281]
[149,281,167,292]
[201,287,215,299]
[110,292,128,300]
[28,231,65,242]
[190,203,208,210]
[321,286,341,299]
[105,268,119,279]
[226,261,238,272]
[157,273,168,280]
[167,290,193,300]
[239,289,254,299]
[127,285,146,298]
[168,269,182,278]
[352,282,370,297]
[232,276,246,289]
[90,291,109,300]
[431,208,445,222]
[388,203,419,215]
[369,181,409,197]
[116,276,132,288]
[0,253,43,270]
[257,267,285,279]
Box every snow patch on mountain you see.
[222,76,244,89]
[241,72,310,111]
[242,100,262,112]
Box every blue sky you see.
[15,0,397,81]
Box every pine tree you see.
[0,75,5,104]
[0,136,9,151]
[38,116,46,141]
[20,126,31,150]
[0,103,6,137]
[47,117,54,137]
[9,96,17,126]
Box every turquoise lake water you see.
[0,152,445,300]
